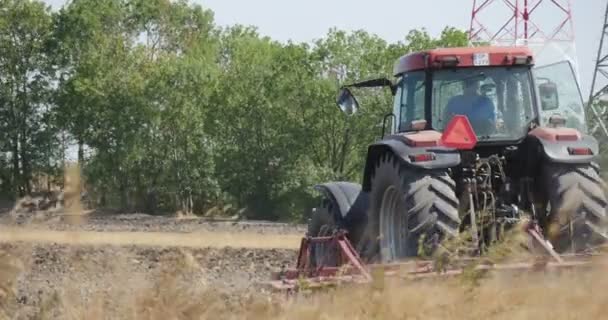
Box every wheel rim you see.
[379,186,407,262]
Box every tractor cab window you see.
[533,61,587,132]
[393,71,425,131]
[432,66,535,141]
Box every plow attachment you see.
[268,225,608,293]
[270,231,372,291]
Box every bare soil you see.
[0,205,305,319]
[1,201,607,319]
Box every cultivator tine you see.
[525,223,564,263]
[295,237,309,269]
[336,235,372,281]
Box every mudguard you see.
[313,182,369,223]
[361,132,461,191]
[528,127,599,164]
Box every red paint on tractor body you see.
[529,127,581,142]
[393,46,534,76]
[401,130,442,147]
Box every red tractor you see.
[299,46,608,277]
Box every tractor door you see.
[392,71,426,133]
[532,61,587,132]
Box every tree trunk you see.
[20,133,31,195]
[20,73,31,195]
[78,139,84,164]
[119,178,128,210]
[11,137,21,197]
[172,134,182,213]
[183,134,192,214]
[99,188,107,207]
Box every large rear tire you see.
[541,163,608,253]
[362,153,461,262]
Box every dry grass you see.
[0,227,302,249]
[0,216,605,320]
[278,267,608,320]
[63,164,84,225]
[0,240,606,320]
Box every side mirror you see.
[539,82,559,111]
[336,87,359,115]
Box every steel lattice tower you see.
[469,0,575,44]
[470,0,608,137]
[587,1,608,137]
[589,2,608,106]
[469,0,578,78]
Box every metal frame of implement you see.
[268,224,607,292]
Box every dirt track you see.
[0,207,306,319]
[0,227,302,249]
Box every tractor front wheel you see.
[307,200,339,267]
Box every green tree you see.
[306,29,395,184]
[0,0,56,196]
[1,0,475,222]
[208,26,472,220]
[54,0,220,212]
[128,0,219,213]
[209,27,305,219]
[53,0,133,164]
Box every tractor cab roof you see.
[393,46,534,76]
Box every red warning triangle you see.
[440,115,478,149]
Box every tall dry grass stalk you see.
[63,163,84,225]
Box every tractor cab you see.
[338,46,587,143]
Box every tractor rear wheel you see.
[542,163,608,253]
[362,153,461,262]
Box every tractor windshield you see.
[432,66,535,141]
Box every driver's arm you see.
[477,96,496,135]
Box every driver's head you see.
[463,78,480,96]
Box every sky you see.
[42,0,605,96]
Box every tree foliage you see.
[0,0,469,220]
[0,0,56,196]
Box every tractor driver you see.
[443,78,496,135]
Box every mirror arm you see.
[343,77,396,95]
[389,84,397,95]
